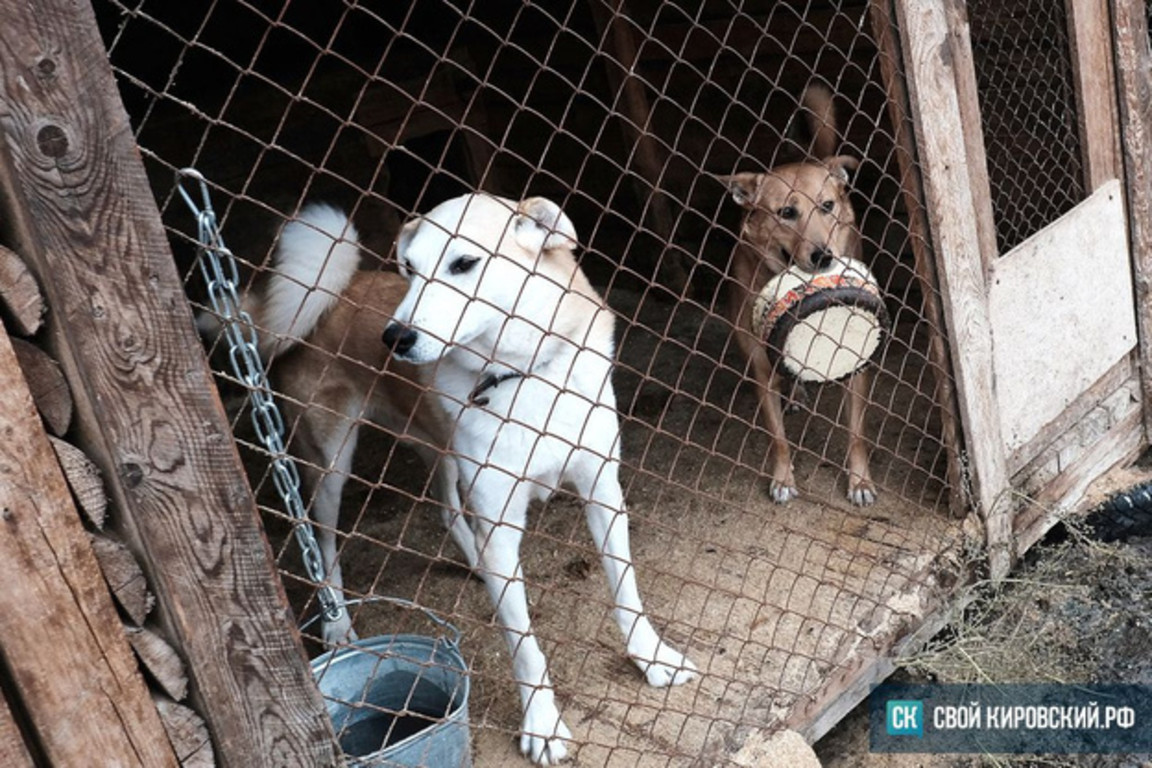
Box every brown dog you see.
[722,83,876,506]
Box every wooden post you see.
[868,0,966,515]
[1067,0,1122,189]
[894,0,1013,578]
[1111,0,1152,441]
[0,1,338,765]
[0,322,178,767]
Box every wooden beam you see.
[868,0,967,515]
[1110,0,1152,441]
[0,1,338,765]
[1067,0,1122,188]
[894,0,1013,578]
[0,322,178,767]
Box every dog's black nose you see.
[810,247,834,271]
[382,324,417,355]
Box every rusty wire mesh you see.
[967,0,1085,254]
[94,0,980,764]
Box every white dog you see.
[237,195,696,764]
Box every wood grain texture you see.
[1110,0,1152,440]
[0,244,44,336]
[894,0,1013,577]
[1067,0,1122,188]
[0,0,337,765]
[49,435,108,528]
[0,324,178,767]
[0,691,35,768]
[868,0,966,514]
[128,625,189,701]
[11,337,72,436]
[155,696,217,768]
[90,532,155,625]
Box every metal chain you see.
[176,168,344,624]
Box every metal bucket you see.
[311,609,471,768]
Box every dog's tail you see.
[257,203,361,356]
[801,81,838,159]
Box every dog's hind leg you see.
[844,369,877,506]
[295,406,362,645]
[467,472,571,765]
[420,447,479,571]
[573,456,697,688]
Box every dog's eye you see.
[777,206,798,220]
[820,200,835,213]
[448,256,480,275]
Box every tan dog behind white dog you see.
[722,83,877,506]
[236,196,696,765]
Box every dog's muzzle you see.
[382,323,418,356]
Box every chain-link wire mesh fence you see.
[967,0,1085,254]
[89,0,1028,763]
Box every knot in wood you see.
[37,123,69,159]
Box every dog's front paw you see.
[769,480,798,503]
[637,642,698,688]
[520,703,572,765]
[848,479,877,507]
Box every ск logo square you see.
[886,700,924,737]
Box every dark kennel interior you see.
[94,0,968,763]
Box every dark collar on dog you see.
[469,371,524,406]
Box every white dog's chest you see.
[440,367,620,487]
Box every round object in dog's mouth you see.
[751,258,887,383]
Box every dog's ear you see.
[826,155,859,184]
[394,216,421,272]
[721,173,762,209]
[515,197,578,254]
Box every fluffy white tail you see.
[258,203,360,356]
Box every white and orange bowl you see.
[751,257,888,383]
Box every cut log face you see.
[89,533,155,626]
[49,436,108,529]
[154,696,216,768]
[127,626,188,702]
[11,338,72,436]
[0,245,45,336]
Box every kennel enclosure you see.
[1,0,1151,765]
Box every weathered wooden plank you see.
[0,244,44,336]
[128,625,189,701]
[0,691,35,768]
[1014,408,1145,554]
[868,0,966,514]
[0,1,338,765]
[1066,0,1122,188]
[90,532,155,625]
[0,323,178,768]
[1111,0,1152,441]
[49,435,108,528]
[10,337,72,436]
[894,0,1013,577]
[942,0,998,273]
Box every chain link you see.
[176,168,344,624]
